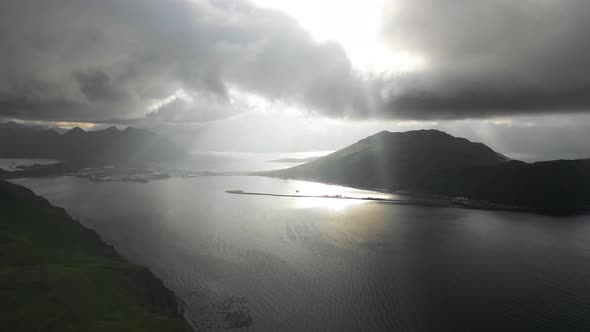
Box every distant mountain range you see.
[0,122,187,165]
[268,130,590,213]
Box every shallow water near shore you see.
[11,170,590,330]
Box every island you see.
[263,130,590,214]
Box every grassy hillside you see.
[0,180,192,332]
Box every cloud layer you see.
[380,0,590,118]
[0,0,589,123]
[0,0,367,123]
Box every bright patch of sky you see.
[250,0,427,75]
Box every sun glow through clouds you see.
[250,0,427,75]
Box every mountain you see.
[268,130,590,212]
[0,179,192,331]
[0,123,187,165]
[0,121,68,134]
[0,121,53,132]
[49,126,69,134]
[270,130,508,190]
[0,122,62,158]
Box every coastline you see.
[255,173,590,215]
[0,179,194,331]
[4,161,588,215]
[225,188,523,212]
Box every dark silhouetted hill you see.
[268,130,590,212]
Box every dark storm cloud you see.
[1,0,589,123]
[74,69,128,103]
[379,0,590,119]
[0,0,367,123]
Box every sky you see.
[1,0,590,160]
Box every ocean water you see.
[161,151,332,173]
[11,153,590,331]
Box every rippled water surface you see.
[12,172,590,331]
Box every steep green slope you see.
[0,180,192,332]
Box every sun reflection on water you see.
[293,197,367,212]
[285,180,391,212]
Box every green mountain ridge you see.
[0,179,192,331]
